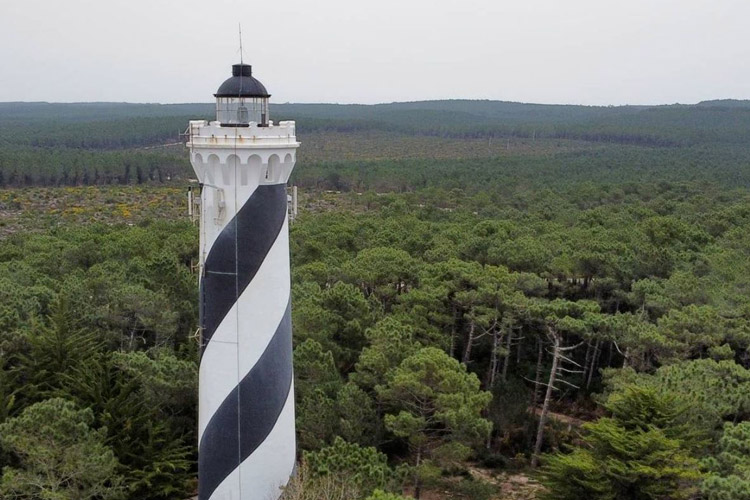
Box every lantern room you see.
[214,63,270,127]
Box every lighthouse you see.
[187,63,299,500]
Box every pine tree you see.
[540,385,703,500]
[702,422,750,500]
[0,398,124,500]
[377,347,492,499]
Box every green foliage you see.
[117,422,193,500]
[295,339,343,397]
[60,354,195,499]
[709,343,735,361]
[294,339,343,450]
[451,478,497,500]
[336,383,380,446]
[111,349,196,416]
[0,366,17,425]
[294,282,377,371]
[365,491,410,500]
[657,305,727,358]
[352,317,420,391]
[0,397,124,500]
[296,389,338,451]
[0,218,198,499]
[13,295,104,401]
[343,247,419,309]
[487,378,532,453]
[378,347,492,491]
[5,98,750,499]
[540,386,703,500]
[604,359,750,433]
[304,437,396,494]
[0,221,197,354]
[281,460,392,500]
[703,422,750,500]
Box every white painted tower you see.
[187,63,299,500]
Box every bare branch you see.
[613,340,626,356]
[556,353,583,367]
[522,377,561,392]
[556,378,580,390]
[560,341,585,352]
[557,366,584,374]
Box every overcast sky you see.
[2,0,749,105]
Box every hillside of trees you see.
[1,99,749,499]
[1,99,750,187]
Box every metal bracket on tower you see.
[287,185,298,223]
[187,184,202,225]
[201,183,226,223]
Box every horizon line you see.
[1,97,749,108]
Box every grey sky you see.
[2,0,749,105]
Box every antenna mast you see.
[239,23,244,65]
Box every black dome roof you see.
[214,64,270,98]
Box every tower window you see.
[237,105,249,123]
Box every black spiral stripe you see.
[198,302,293,500]
[200,184,288,354]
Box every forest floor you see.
[405,466,544,500]
[531,408,587,429]
[469,466,544,500]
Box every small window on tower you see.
[237,105,249,123]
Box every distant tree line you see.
[1,100,749,189]
[0,148,190,187]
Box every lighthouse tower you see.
[187,63,299,500]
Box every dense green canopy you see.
[2,99,750,499]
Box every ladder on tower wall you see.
[287,185,298,223]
